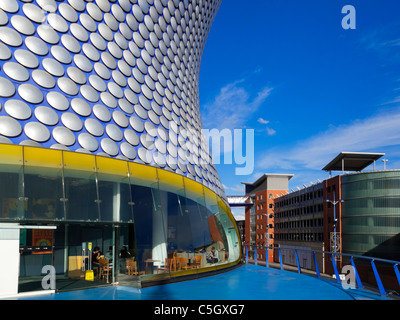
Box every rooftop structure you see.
[242,174,293,195]
[322,152,385,175]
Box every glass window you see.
[19,228,54,282]
[161,191,194,263]
[131,183,166,278]
[96,158,133,222]
[63,152,99,222]
[116,223,137,283]
[180,178,211,270]
[24,166,64,220]
[216,200,241,264]
[64,169,99,221]
[0,145,24,220]
[202,189,230,265]
[0,163,24,220]
[23,148,64,221]
[129,163,167,280]
[63,223,115,286]
[157,169,195,274]
[97,174,133,222]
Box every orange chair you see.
[157,258,170,273]
[99,259,112,282]
[125,258,134,275]
[169,257,178,271]
[193,255,202,268]
[126,259,144,276]
[178,257,191,270]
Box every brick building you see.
[243,174,292,263]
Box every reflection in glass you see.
[0,163,24,220]
[215,206,240,263]
[183,197,211,251]
[97,173,133,222]
[24,166,64,220]
[19,228,53,279]
[117,223,139,284]
[64,169,98,221]
[131,184,167,278]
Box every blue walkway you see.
[13,265,389,300]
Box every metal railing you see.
[243,245,400,298]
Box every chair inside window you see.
[169,257,178,272]
[157,258,169,273]
[125,258,134,275]
[99,258,112,283]
[126,258,144,276]
[193,255,202,268]
[178,257,191,270]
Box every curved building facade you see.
[341,170,400,261]
[0,0,240,294]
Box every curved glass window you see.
[342,172,400,259]
[24,148,64,221]
[0,145,24,220]
[0,146,241,288]
[96,158,133,222]
[63,152,98,222]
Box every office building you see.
[243,174,293,263]
[240,153,400,290]
[274,181,324,271]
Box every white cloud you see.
[257,118,270,124]
[266,127,276,136]
[229,184,245,193]
[258,107,400,171]
[258,118,276,136]
[202,80,273,130]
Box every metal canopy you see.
[322,152,385,172]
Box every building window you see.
[269,193,273,199]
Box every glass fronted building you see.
[0,0,241,297]
[0,144,240,291]
[341,170,400,261]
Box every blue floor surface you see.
[13,265,390,300]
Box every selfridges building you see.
[0,0,240,295]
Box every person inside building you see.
[208,246,219,264]
[92,246,102,261]
[105,246,113,263]
[92,246,102,277]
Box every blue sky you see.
[198,0,400,220]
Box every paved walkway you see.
[10,264,390,300]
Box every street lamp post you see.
[325,189,344,256]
